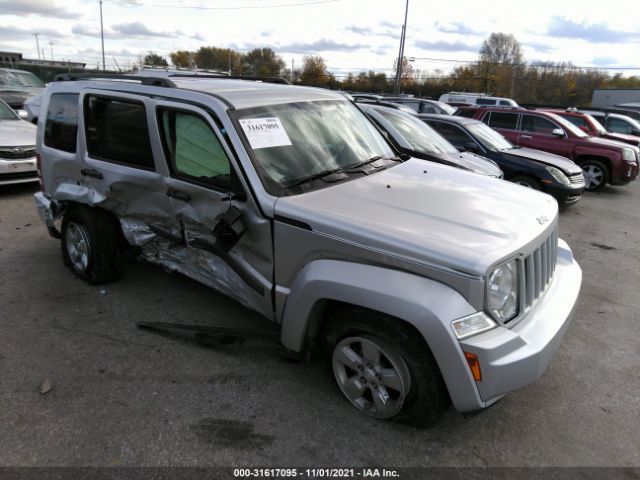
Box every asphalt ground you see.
[0,181,639,469]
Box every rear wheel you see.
[511,175,542,190]
[326,309,450,428]
[61,206,123,284]
[580,159,609,191]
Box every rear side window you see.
[456,109,476,118]
[84,95,154,170]
[607,117,633,134]
[486,112,519,130]
[44,93,78,153]
[521,115,558,134]
[158,108,231,188]
[476,98,496,105]
[499,100,511,106]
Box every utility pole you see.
[99,0,106,71]
[33,33,41,60]
[228,49,231,75]
[393,0,409,95]
[291,58,294,82]
[49,42,54,61]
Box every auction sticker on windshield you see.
[239,117,292,149]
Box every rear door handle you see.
[166,188,191,202]
[80,168,103,179]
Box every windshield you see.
[0,72,25,89]
[617,115,640,131]
[467,123,513,151]
[374,107,459,155]
[436,102,457,115]
[545,112,588,138]
[235,100,395,195]
[12,71,45,88]
[585,114,608,134]
[0,100,18,120]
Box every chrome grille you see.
[0,147,37,160]
[569,173,585,185]
[516,228,558,320]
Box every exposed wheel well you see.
[304,299,434,359]
[574,155,611,173]
[61,202,131,253]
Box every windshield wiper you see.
[342,154,405,172]
[284,167,344,190]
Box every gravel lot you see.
[0,181,639,468]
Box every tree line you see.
[140,33,640,107]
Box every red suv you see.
[457,107,640,190]
[543,109,640,148]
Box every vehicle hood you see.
[503,147,583,174]
[583,135,639,152]
[439,151,502,177]
[274,159,558,276]
[0,120,37,147]
[600,131,640,146]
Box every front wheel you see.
[510,175,542,190]
[326,310,450,428]
[580,159,609,191]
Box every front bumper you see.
[610,162,639,185]
[544,183,584,205]
[456,238,582,408]
[0,156,38,185]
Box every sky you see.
[2,0,640,76]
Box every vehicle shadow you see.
[0,182,40,198]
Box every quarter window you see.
[521,115,558,134]
[84,95,155,169]
[44,93,78,153]
[476,98,496,105]
[158,109,231,187]
[486,112,519,130]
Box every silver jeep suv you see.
[34,75,582,426]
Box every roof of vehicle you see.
[51,75,345,110]
[417,113,479,126]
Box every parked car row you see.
[30,74,582,428]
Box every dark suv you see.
[459,107,640,191]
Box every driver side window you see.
[158,108,231,187]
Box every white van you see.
[439,92,518,107]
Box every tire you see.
[579,159,609,191]
[325,309,450,428]
[510,175,542,190]
[60,205,123,285]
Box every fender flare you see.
[280,259,486,411]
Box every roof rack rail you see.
[168,74,291,85]
[53,73,176,87]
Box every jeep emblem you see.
[537,215,549,225]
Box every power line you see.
[119,0,341,9]
[410,56,640,71]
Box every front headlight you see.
[487,260,519,322]
[622,148,636,163]
[545,166,570,185]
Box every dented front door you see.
[150,101,274,317]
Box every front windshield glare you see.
[547,112,588,138]
[13,72,45,88]
[0,100,18,120]
[0,72,24,88]
[236,100,394,194]
[376,108,458,155]
[468,123,513,151]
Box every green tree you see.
[243,48,286,76]
[143,51,168,67]
[299,55,334,87]
[170,50,195,68]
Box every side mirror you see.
[552,128,565,137]
[463,142,480,153]
[17,109,28,120]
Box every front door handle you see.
[80,168,103,179]
[166,188,191,202]
[521,135,533,139]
